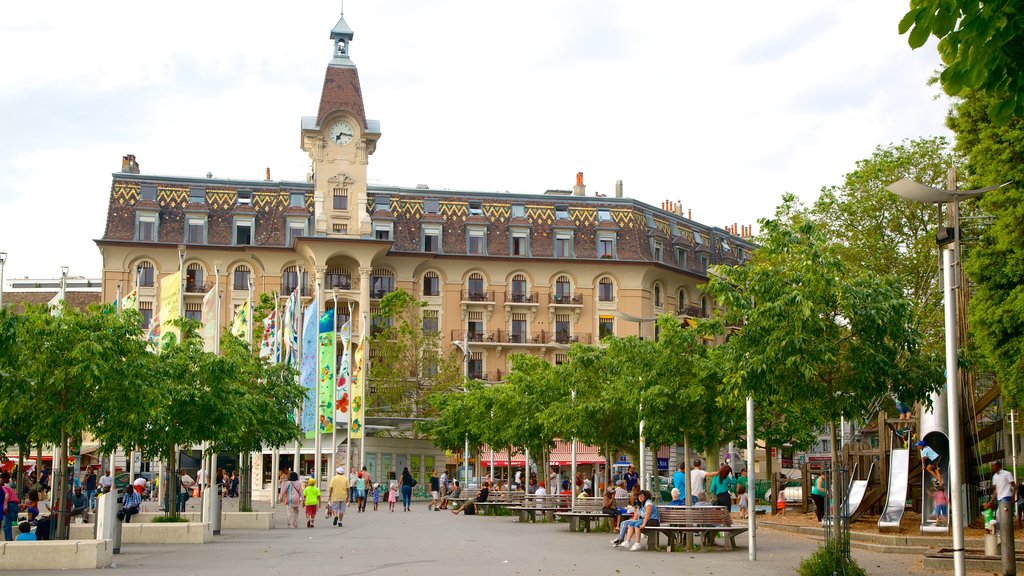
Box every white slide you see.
[878,448,909,531]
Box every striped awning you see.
[548,439,605,466]
[479,447,526,467]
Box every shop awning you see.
[548,440,605,466]
[479,447,526,467]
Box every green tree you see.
[813,137,964,355]
[704,196,942,524]
[899,1,1024,123]
[369,289,461,417]
[949,90,1024,407]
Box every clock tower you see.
[301,13,381,237]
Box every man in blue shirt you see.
[672,463,686,497]
[624,466,639,492]
[917,440,943,489]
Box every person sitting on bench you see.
[452,481,489,515]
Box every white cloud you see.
[0,0,951,279]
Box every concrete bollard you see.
[94,489,122,554]
[999,501,1016,576]
[985,518,999,557]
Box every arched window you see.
[701,295,710,318]
[326,267,352,290]
[510,274,527,302]
[423,271,440,297]
[467,273,484,297]
[185,263,205,293]
[136,261,155,288]
[554,276,571,302]
[233,265,251,291]
[371,268,395,298]
[653,284,662,307]
[678,288,688,307]
[282,265,309,296]
[598,277,614,302]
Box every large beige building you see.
[96,15,753,487]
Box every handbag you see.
[116,509,125,521]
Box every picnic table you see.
[508,494,571,523]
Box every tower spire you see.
[330,13,355,67]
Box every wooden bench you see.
[641,506,747,552]
[473,491,524,514]
[554,497,629,532]
[508,494,571,523]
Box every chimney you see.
[121,154,140,174]
[573,172,585,196]
[615,179,623,198]
[674,201,682,216]
[266,167,271,181]
[687,209,692,220]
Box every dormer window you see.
[598,209,612,222]
[424,199,440,214]
[237,190,252,205]
[234,216,254,246]
[555,205,569,220]
[185,216,207,244]
[511,204,525,218]
[188,188,205,204]
[374,195,390,212]
[136,213,158,242]
[289,192,305,208]
[468,201,483,217]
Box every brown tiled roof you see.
[316,66,367,129]
[1,292,102,314]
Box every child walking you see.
[303,478,321,528]
[777,488,786,516]
[372,483,380,511]
[738,485,748,519]
[387,481,398,512]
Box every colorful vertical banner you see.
[158,271,181,344]
[231,299,250,339]
[260,310,278,360]
[146,319,162,353]
[122,288,139,311]
[201,288,218,353]
[350,320,367,440]
[299,299,319,434]
[317,308,336,434]
[335,319,352,430]
[282,289,298,365]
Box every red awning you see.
[479,447,526,467]
[548,440,605,466]
[657,445,671,458]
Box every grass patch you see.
[797,541,866,576]
[152,515,190,523]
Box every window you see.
[336,308,351,330]
[467,312,484,342]
[326,267,351,290]
[287,223,305,246]
[597,209,612,222]
[555,205,569,220]
[373,222,392,240]
[654,324,661,342]
[237,190,252,205]
[699,255,710,271]
[467,273,484,298]
[233,266,251,291]
[234,218,253,245]
[185,263,204,292]
[554,353,568,366]
[555,314,570,343]
[598,278,614,302]
[511,230,530,256]
[333,187,349,210]
[424,199,440,214]
[423,271,440,296]
[370,307,390,336]
[422,225,441,253]
[468,352,483,380]
[422,309,439,334]
[371,269,394,298]
[597,232,616,258]
[510,274,527,302]
[693,231,704,246]
[678,288,688,311]
[511,204,525,219]
[510,312,527,343]
[137,262,156,288]
[554,276,571,302]
[139,301,153,329]
[554,232,573,258]
[653,284,662,308]
[289,192,305,208]
[468,201,483,216]
[467,228,485,255]
[140,185,157,202]
[701,295,710,318]
[137,214,157,241]
[282,266,307,295]
[332,223,348,234]
[652,241,663,262]
[676,248,688,269]
[184,303,202,322]
[186,217,206,244]
[374,195,390,212]
[599,315,615,340]
[188,188,205,204]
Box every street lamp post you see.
[0,251,7,309]
[452,340,471,487]
[887,176,1007,576]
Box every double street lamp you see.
[0,251,7,309]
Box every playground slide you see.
[920,432,950,534]
[878,448,909,531]
[823,462,872,524]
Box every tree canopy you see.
[899,1,1024,123]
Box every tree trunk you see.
[239,452,252,512]
[16,444,26,496]
[683,435,691,505]
[507,445,513,490]
[705,442,722,474]
[52,430,71,540]
[830,420,840,529]
[165,445,179,519]
[766,448,776,516]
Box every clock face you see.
[328,121,354,146]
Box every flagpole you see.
[346,302,354,477]
[314,272,322,486]
[330,290,338,476]
[360,310,368,473]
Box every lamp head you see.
[0,252,6,264]
[61,266,69,276]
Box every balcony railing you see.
[678,304,704,318]
[184,281,212,294]
[505,291,538,304]
[325,277,357,291]
[549,293,583,305]
[282,283,313,297]
[461,290,495,303]
[371,287,394,299]
[551,333,592,345]
[469,370,504,382]
[451,329,549,345]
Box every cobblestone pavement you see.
[32,497,945,576]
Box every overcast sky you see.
[0,1,950,280]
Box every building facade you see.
[96,15,753,488]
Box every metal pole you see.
[294,268,303,477]
[346,302,354,477]
[314,278,322,486]
[746,396,756,561]
[0,251,6,309]
[331,291,338,477]
[944,247,966,576]
[359,310,368,473]
[464,435,469,488]
[638,402,646,491]
[1011,410,1018,486]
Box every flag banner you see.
[350,320,367,440]
[335,319,352,428]
[317,308,336,434]
[299,299,319,434]
[158,271,181,344]
[146,319,162,353]
[282,289,298,365]
[260,310,278,360]
[231,299,250,340]
[122,288,138,312]
[48,281,66,317]
[201,288,218,353]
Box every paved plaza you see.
[25,497,944,575]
